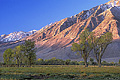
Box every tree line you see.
[35,57,120,66]
[71,29,113,67]
[1,56,119,67]
[3,39,36,67]
[1,29,117,67]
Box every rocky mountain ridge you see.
[0,30,37,42]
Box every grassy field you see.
[0,65,120,80]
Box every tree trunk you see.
[17,59,19,67]
[20,62,22,67]
[98,58,101,67]
[84,58,88,67]
[20,58,23,67]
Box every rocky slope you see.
[0,0,120,62]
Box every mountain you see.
[0,0,120,62]
[0,30,37,42]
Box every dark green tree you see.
[71,29,93,67]
[3,48,14,65]
[65,59,71,65]
[22,39,36,66]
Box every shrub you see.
[90,58,94,65]
[79,61,85,65]
[88,74,95,79]
[64,59,71,65]
[70,61,79,65]
[102,61,108,65]
[80,73,87,78]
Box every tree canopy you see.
[3,48,14,65]
[71,29,113,67]
[71,29,93,67]
[3,39,36,67]
[21,40,36,66]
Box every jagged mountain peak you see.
[0,30,37,42]
[70,1,120,21]
[110,0,120,2]
[106,0,120,7]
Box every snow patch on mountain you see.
[39,23,54,32]
[0,30,37,42]
[70,0,120,21]
[107,0,120,7]
[71,6,98,20]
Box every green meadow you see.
[0,65,120,80]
